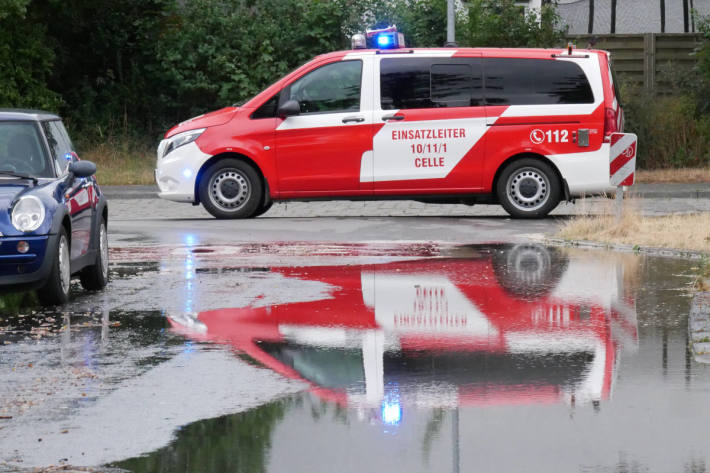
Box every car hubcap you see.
[99,223,108,279]
[507,168,550,212]
[59,236,70,294]
[208,169,250,212]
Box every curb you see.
[689,292,710,364]
[543,237,708,260]
[627,190,710,199]
[100,185,710,201]
[102,186,158,200]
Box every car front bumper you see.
[0,234,58,292]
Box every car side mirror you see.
[278,100,301,118]
[69,160,97,178]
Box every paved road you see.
[2,184,709,472]
[104,183,710,247]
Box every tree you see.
[0,0,61,110]
[458,0,565,48]
[154,0,350,124]
[31,0,173,137]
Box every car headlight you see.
[160,128,206,159]
[12,195,45,232]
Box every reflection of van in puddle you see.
[169,245,637,413]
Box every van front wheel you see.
[496,159,560,218]
[199,159,263,219]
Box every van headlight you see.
[160,128,206,158]
[12,195,45,232]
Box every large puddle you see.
[1,244,708,472]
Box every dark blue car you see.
[0,109,108,305]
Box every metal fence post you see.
[644,33,656,89]
[615,186,624,222]
[447,0,455,46]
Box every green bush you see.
[0,0,60,110]
[622,87,709,169]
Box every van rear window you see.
[484,58,594,106]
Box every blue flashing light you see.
[377,34,393,48]
[182,168,193,179]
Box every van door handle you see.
[342,116,365,124]
[382,115,405,121]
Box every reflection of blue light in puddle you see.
[183,234,197,312]
[381,387,402,425]
[184,234,196,247]
[183,340,195,355]
[382,400,401,425]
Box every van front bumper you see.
[155,141,211,203]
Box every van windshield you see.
[0,122,53,178]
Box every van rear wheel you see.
[496,159,560,218]
[199,159,263,219]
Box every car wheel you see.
[38,228,71,305]
[198,159,263,219]
[80,218,109,290]
[496,158,560,218]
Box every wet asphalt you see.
[1,189,709,472]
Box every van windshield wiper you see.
[0,171,38,184]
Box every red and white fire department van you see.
[156,37,630,219]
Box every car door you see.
[42,120,96,261]
[371,55,488,194]
[275,57,374,197]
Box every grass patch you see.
[558,201,710,254]
[78,140,155,186]
[636,167,710,183]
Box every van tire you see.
[252,201,273,217]
[199,159,263,219]
[496,159,560,218]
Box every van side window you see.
[380,58,483,110]
[284,60,362,114]
[484,58,594,105]
[251,94,280,119]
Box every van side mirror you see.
[278,100,301,118]
[69,160,97,178]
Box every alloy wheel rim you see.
[208,169,250,212]
[506,168,550,212]
[59,236,70,295]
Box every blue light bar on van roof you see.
[366,25,405,49]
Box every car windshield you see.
[0,121,53,178]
